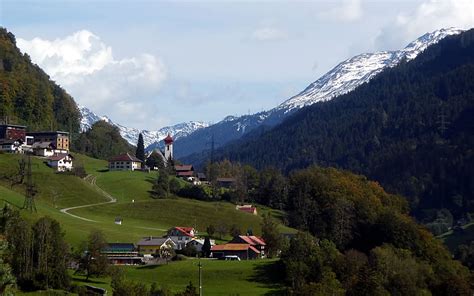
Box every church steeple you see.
[164,134,173,161]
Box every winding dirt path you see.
[59,175,117,222]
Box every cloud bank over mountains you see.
[17,30,168,129]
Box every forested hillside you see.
[72,120,134,159]
[0,28,80,132]
[216,29,474,225]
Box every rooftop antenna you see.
[23,155,37,213]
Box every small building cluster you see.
[0,124,73,172]
[101,226,266,265]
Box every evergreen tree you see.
[136,133,145,162]
[152,169,170,199]
[261,213,283,258]
[202,237,212,258]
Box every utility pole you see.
[198,260,203,296]
[23,155,37,212]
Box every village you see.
[0,123,267,265]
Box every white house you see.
[166,227,196,250]
[136,237,177,256]
[47,154,73,172]
[32,141,57,157]
[108,153,142,171]
[186,238,215,252]
[0,139,24,153]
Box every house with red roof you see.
[236,204,258,215]
[47,153,73,172]
[229,235,266,258]
[166,226,196,250]
[211,243,260,260]
[108,153,142,171]
[175,165,195,178]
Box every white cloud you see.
[251,27,287,41]
[16,30,167,129]
[376,0,474,50]
[319,0,363,22]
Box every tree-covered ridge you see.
[216,29,474,225]
[72,120,134,160]
[0,28,80,132]
[279,166,472,295]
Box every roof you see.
[238,207,256,213]
[177,171,194,177]
[171,226,195,237]
[47,154,73,161]
[26,131,69,135]
[32,141,54,149]
[0,139,22,145]
[109,152,142,162]
[235,235,266,246]
[175,165,194,172]
[102,243,136,252]
[0,124,26,129]
[197,173,207,179]
[137,237,175,246]
[164,134,174,144]
[211,243,260,253]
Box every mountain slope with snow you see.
[79,106,209,150]
[176,28,464,160]
[276,27,463,112]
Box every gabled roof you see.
[211,243,260,253]
[175,165,194,172]
[32,141,54,149]
[238,207,257,214]
[170,226,195,237]
[109,152,142,162]
[102,243,136,252]
[137,237,175,247]
[235,235,266,246]
[47,154,73,161]
[177,171,194,177]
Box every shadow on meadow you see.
[248,260,286,295]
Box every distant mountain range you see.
[79,106,209,151]
[80,28,463,158]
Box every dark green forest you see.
[72,120,134,160]
[0,28,81,132]
[215,29,474,227]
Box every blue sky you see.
[1,0,473,129]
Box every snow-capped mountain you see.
[79,106,209,150]
[176,28,464,160]
[276,27,463,112]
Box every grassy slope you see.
[71,259,283,296]
[0,154,107,208]
[0,153,293,245]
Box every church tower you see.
[164,134,174,162]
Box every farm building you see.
[229,235,266,258]
[236,205,258,215]
[101,243,143,265]
[108,153,142,171]
[137,237,176,256]
[211,243,260,260]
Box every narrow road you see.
[59,175,117,222]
